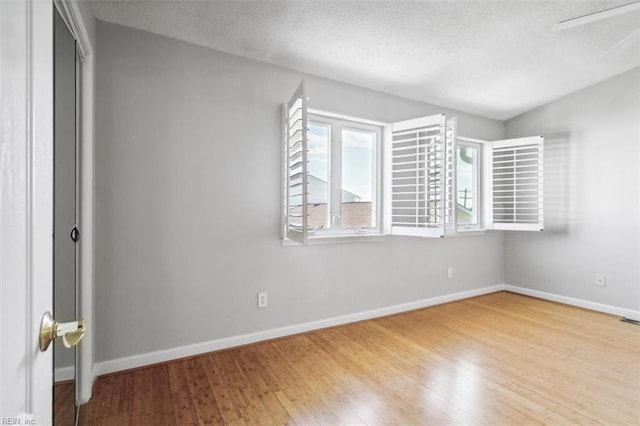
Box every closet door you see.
[53,7,81,424]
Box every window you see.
[282,79,543,245]
[450,135,544,233]
[387,114,447,238]
[306,121,330,230]
[306,112,383,237]
[456,139,482,230]
[486,137,544,231]
[283,81,308,244]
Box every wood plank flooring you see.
[70,292,640,425]
[54,381,76,425]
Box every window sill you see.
[310,234,386,245]
[282,234,386,246]
[455,228,487,236]
[281,229,487,246]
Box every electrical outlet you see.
[447,267,453,279]
[258,291,268,308]
[595,273,606,287]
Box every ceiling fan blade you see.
[551,1,640,32]
[600,27,640,57]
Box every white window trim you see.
[305,109,386,241]
[308,109,387,127]
[456,136,485,233]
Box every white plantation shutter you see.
[283,80,308,244]
[444,116,457,236]
[388,114,446,238]
[486,136,544,231]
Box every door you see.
[0,0,55,422]
[52,7,81,424]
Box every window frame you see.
[456,137,484,232]
[306,109,385,240]
[281,79,543,246]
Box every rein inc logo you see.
[1,417,35,425]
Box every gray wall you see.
[95,21,505,363]
[504,68,640,311]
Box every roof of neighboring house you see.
[307,175,361,204]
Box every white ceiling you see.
[91,0,640,120]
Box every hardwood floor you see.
[54,381,76,425]
[73,292,640,425]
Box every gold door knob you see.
[39,311,86,352]
[62,328,85,348]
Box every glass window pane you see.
[307,122,330,229]
[341,127,376,229]
[456,146,477,225]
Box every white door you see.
[0,0,55,422]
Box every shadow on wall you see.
[542,131,571,234]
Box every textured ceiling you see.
[91,0,640,120]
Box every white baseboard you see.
[55,366,75,383]
[93,284,638,377]
[94,284,504,376]
[504,284,640,320]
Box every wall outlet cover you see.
[258,291,268,308]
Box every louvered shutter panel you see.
[486,136,544,231]
[389,114,446,238]
[283,80,308,244]
[444,116,457,236]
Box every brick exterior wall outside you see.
[292,202,373,230]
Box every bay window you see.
[282,79,544,245]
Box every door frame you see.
[0,0,94,419]
[0,0,54,421]
[53,0,95,405]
